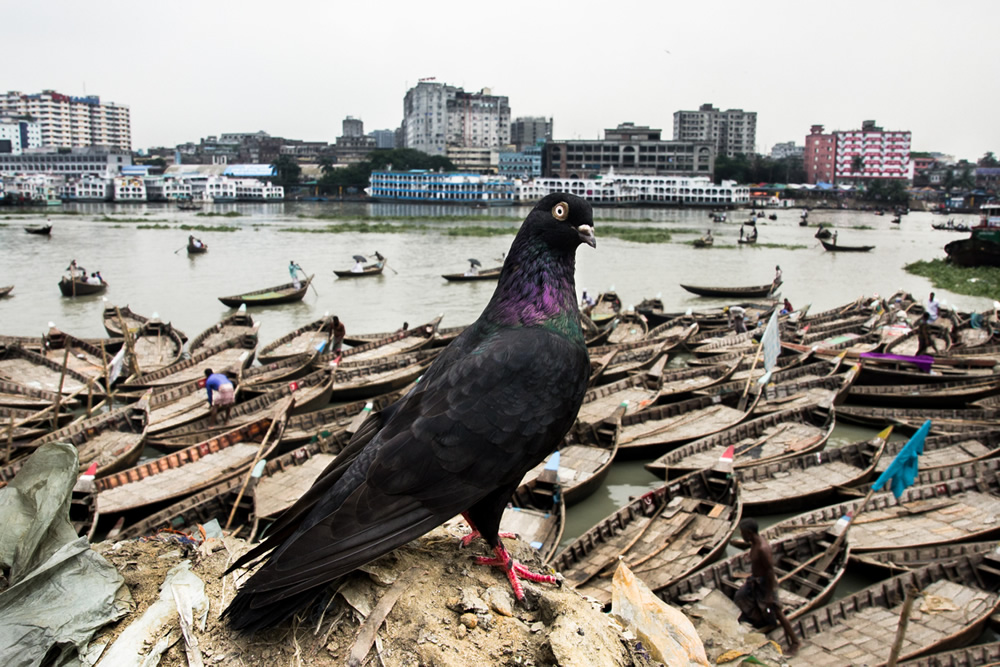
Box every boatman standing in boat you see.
[204,368,236,425]
[289,260,304,289]
[332,315,346,354]
[734,518,800,656]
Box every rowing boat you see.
[239,353,316,389]
[679,282,780,298]
[257,316,335,364]
[660,529,850,621]
[738,429,887,514]
[119,329,258,389]
[898,641,1000,667]
[441,266,502,281]
[590,341,670,386]
[0,344,93,395]
[819,238,874,252]
[836,404,1000,434]
[779,553,1000,665]
[645,405,835,479]
[24,224,51,235]
[227,368,334,415]
[587,291,622,325]
[525,411,620,506]
[102,304,188,342]
[606,310,648,345]
[321,356,428,402]
[318,316,442,364]
[0,378,81,410]
[552,465,740,606]
[218,275,313,307]
[279,393,401,448]
[761,463,1000,550]
[188,309,255,353]
[58,276,107,297]
[128,319,186,376]
[0,286,12,298]
[875,429,1000,472]
[847,374,1000,408]
[850,541,1000,577]
[334,261,386,278]
[499,457,565,564]
[95,401,292,515]
[576,368,663,426]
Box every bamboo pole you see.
[5,415,13,465]
[116,308,141,379]
[738,342,763,410]
[86,378,94,417]
[887,583,920,667]
[52,348,70,431]
[224,397,294,531]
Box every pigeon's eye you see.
[552,202,569,221]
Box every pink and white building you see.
[833,120,912,182]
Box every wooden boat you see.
[690,330,757,357]
[590,341,670,386]
[851,542,1000,577]
[227,368,334,415]
[441,266,502,281]
[761,465,1000,550]
[95,402,292,516]
[645,405,834,480]
[657,356,745,400]
[874,429,1000,475]
[835,404,1000,434]
[187,309,255,353]
[778,553,1000,666]
[499,456,565,565]
[334,260,386,278]
[606,310,648,345]
[575,365,663,426]
[186,240,208,254]
[39,328,117,386]
[679,282,780,298]
[847,374,1000,408]
[321,356,428,402]
[659,529,850,621]
[239,353,316,389]
[319,316,442,365]
[819,238,874,252]
[218,276,313,307]
[0,378,81,410]
[897,641,1000,667]
[102,304,188,342]
[552,465,740,606]
[524,410,620,506]
[24,224,52,235]
[147,374,323,448]
[614,390,760,459]
[645,317,698,345]
[145,380,222,435]
[114,433,341,540]
[738,428,888,515]
[884,326,951,357]
[58,276,107,297]
[0,344,93,395]
[0,405,76,444]
[692,236,714,247]
[119,330,258,389]
[177,200,202,211]
[279,393,401,448]
[587,291,622,325]
[127,319,186,377]
[0,285,12,298]
[721,367,858,416]
[1,399,151,489]
[257,316,335,364]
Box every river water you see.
[0,201,989,584]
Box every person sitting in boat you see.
[87,272,102,285]
[332,315,346,354]
[926,292,940,322]
[351,258,365,273]
[748,226,758,242]
[464,261,479,277]
[395,321,409,335]
[734,518,800,656]
[204,368,236,425]
[702,229,713,244]
[580,290,596,312]
[189,235,204,249]
[726,305,747,334]
[831,230,838,245]
[289,260,303,288]
[781,298,793,315]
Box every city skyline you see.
[8,0,998,160]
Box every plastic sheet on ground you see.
[610,561,711,667]
[0,443,130,667]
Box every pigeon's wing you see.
[234,325,588,603]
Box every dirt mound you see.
[92,524,657,666]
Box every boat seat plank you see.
[254,453,335,518]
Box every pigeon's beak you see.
[577,224,596,248]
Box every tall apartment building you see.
[542,122,715,179]
[673,103,756,158]
[511,117,552,150]
[0,117,41,155]
[770,141,803,160]
[833,120,912,182]
[804,121,912,184]
[0,90,131,150]
[804,125,836,184]
[342,116,364,138]
[402,80,510,156]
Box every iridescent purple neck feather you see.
[483,235,579,329]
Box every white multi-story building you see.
[113,176,146,201]
[0,117,41,155]
[206,176,237,202]
[0,90,131,150]
[233,178,283,200]
[61,175,111,201]
[833,120,912,181]
[673,103,756,158]
[403,80,510,156]
[0,146,131,176]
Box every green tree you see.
[270,155,301,187]
[851,155,864,174]
[957,168,975,190]
[978,152,998,168]
[318,156,336,178]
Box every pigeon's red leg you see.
[475,543,558,600]
[459,512,516,547]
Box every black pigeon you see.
[224,193,596,632]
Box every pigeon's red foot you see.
[475,544,558,600]
[460,528,517,548]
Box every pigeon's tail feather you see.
[224,582,327,634]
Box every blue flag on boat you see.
[871,419,930,498]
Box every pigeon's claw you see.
[475,544,557,600]
[460,529,518,548]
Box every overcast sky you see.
[9,0,997,160]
